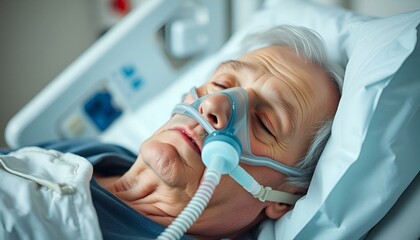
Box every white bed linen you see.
[0,147,102,240]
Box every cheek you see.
[209,174,260,210]
[247,118,281,158]
[204,174,266,229]
[247,126,290,165]
[247,133,277,159]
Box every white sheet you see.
[0,147,102,240]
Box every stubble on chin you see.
[140,113,208,185]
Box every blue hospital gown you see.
[1,139,193,240]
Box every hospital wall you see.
[0,1,99,148]
[1,0,420,148]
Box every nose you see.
[199,94,232,130]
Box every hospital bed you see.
[4,0,420,239]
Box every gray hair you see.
[241,25,344,189]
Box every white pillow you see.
[250,0,420,239]
[111,1,419,238]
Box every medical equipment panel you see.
[5,0,229,148]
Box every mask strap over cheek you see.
[254,186,302,204]
[226,160,302,204]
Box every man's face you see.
[140,45,340,237]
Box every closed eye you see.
[213,82,228,90]
[256,114,275,137]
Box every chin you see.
[141,136,205,189]
[140,138,186,186]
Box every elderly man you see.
[1,25,342,239]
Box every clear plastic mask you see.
[172,87,303,177]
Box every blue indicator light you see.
[121,65,136,78]
[131,77,143,89]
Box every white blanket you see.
[0,147,102,240]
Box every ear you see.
[264,202,292,220]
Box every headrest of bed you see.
[130,1,420,238]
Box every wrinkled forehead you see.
[238,45,312,73]
[238,45,340,125]
[239,46,322,92]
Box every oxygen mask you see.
[173,87,303,176]
[158,87,302,240]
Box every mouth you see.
[172,127,202,155]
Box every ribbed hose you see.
[157,169,221,240]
